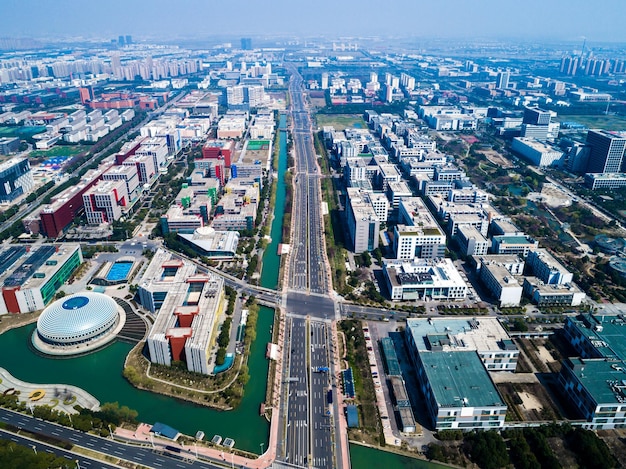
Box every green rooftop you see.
[568,314,626,361]
[495,235,533,244]
[420,351,505,408]
[565,358,626,405]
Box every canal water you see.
[260,113,287,290]
[0,115,291,454]
[350,444,451,469]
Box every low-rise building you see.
[0,244,83,314]
[523,277,586,306]
[511,137,564,167]
[558,314,626,429]
[82,179,129,225]
[456,225,489,257]
[526,248,573,285]
[491,235,538,257]
[479,262,523,307]
[584,173,626,190]
[394,197,446,260]
[102,164,140,203]
[383,258,467,301]
[178,226,239,260]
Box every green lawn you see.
[315,114,366,131]
[556,114,626,131]
[29,145,89,158]
[0,126,45,139]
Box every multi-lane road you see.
[0,408,224,469]
[282,317,310,467]
[278,65,345,469]
[287,71,329,296]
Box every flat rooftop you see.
[1,244,80,290]
[565,357,626,406]
[407,317,512,353]
[568,313,626,361]
[494,235,534,245]
[420,351,505,408]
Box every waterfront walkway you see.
[0,367,100,413]
[115,423,277,469]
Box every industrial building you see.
[511,137,564,167]
[409,350,506,430]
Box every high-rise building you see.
[125,35,132,45]
[78,87,93,104]
[118,35,125,46]
[226,85,245,106]
[82,179,129,225]
[585,130,626,174]
[385,84,393,103]
[321,73,329,90]
[0,158,34,202]
[240,37,252,50]
[523,107,551,126]
[496,71,510,89]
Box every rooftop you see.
[407,317,513,353]
[564,357,626,406]
[420,351,504,408]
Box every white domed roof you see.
[37,292,120,345]
[196,226,215,236]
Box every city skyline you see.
[2,0,626,43]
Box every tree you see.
[464,430,509,469]
[512,318,528,332]
[359,252,372,268]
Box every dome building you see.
[33,292,125,356]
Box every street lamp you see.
[31,445,37,455]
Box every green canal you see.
[260,113,287,290]
[349,444,450,469]
[0,115,291,454]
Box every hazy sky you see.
[2,0,626,43]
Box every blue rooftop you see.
[151,422,180,440]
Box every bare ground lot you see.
[475,148,514,168]
[497,381,561,421]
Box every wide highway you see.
[277,65,345,469]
